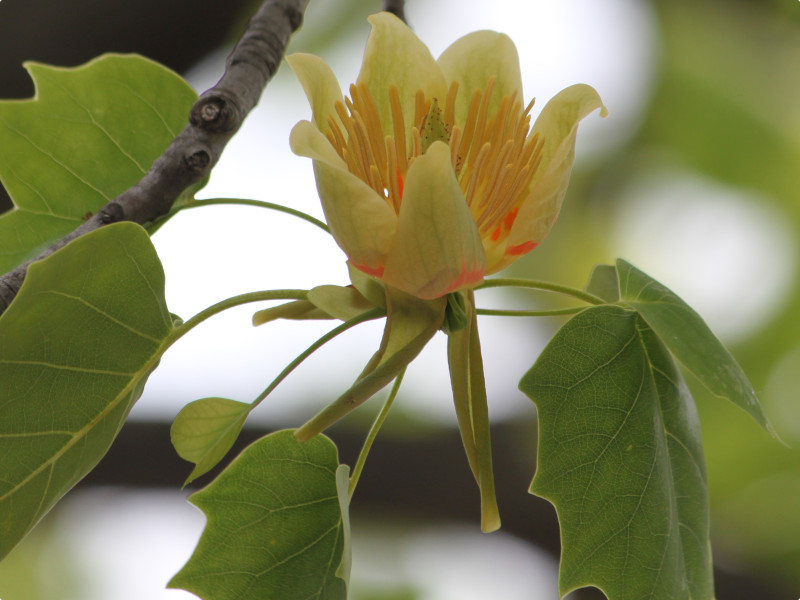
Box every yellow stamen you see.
[323,76,545,245]
[388,85,407,174]
[444,81,458,133]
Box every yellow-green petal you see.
[252,299,330,325]
[357,12,447,138]
[286,53,344,134]
[500,84,607,271]
[437,30,523,129]
[289,119,346,168]
[292,120,397,273]
[382,141,486,299]
[307,285,376,321]
[313,158,397,275]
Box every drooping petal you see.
[307,285,377,321]
[286,53,344,135]
[446,292,500,532]
[291,120,398,275]
[382,141,486,299]
[252,299,330,325]
[437,30,523,129]
[357,12,447,138]
[494,84,606,273]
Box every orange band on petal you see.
[353,261,385,278]
[503,206,519,231]
[442,260,486,296]
[505,240,538,256]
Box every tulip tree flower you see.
[283,11,606,532]
[289,12,606,300]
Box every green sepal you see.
[253,298,327,326]
[252,285,378,326]
[446,291,500,532]
[308,284,377,321]
[442,291,469,333]
[295,287,446,440]
[348,261,387,309]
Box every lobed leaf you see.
[0,54,199,273]
[520,305,712,600]
[615,258,774,435]
[169,430,348,600]
[171,398,251,485]
[584,263,620,303]
[0,222,173,560]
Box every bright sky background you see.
[31,1,798,598]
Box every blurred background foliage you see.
[532,0,800,590]
[1,0,799,598]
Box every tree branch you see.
[0,0,309,316]
[382,0,406,23]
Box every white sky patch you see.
[610,167,797,341]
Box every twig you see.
[0,0,309,316]
[382,0,406,23]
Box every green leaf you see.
[0,54,198,273]
[169,430,348,600]
[0,222,173,560]
[616,258,775,436]
[520,305,712,600]
[170,398,251,485]
[585,263,619,303]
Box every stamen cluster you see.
[324,79,544,248]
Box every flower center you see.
[324,78,544,246]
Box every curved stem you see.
[476,306,586,318]
[476,278,606,306]
[166,289,308,348]
[348,366,406,500]
[185,197,330,233]
[250,307,385,409]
